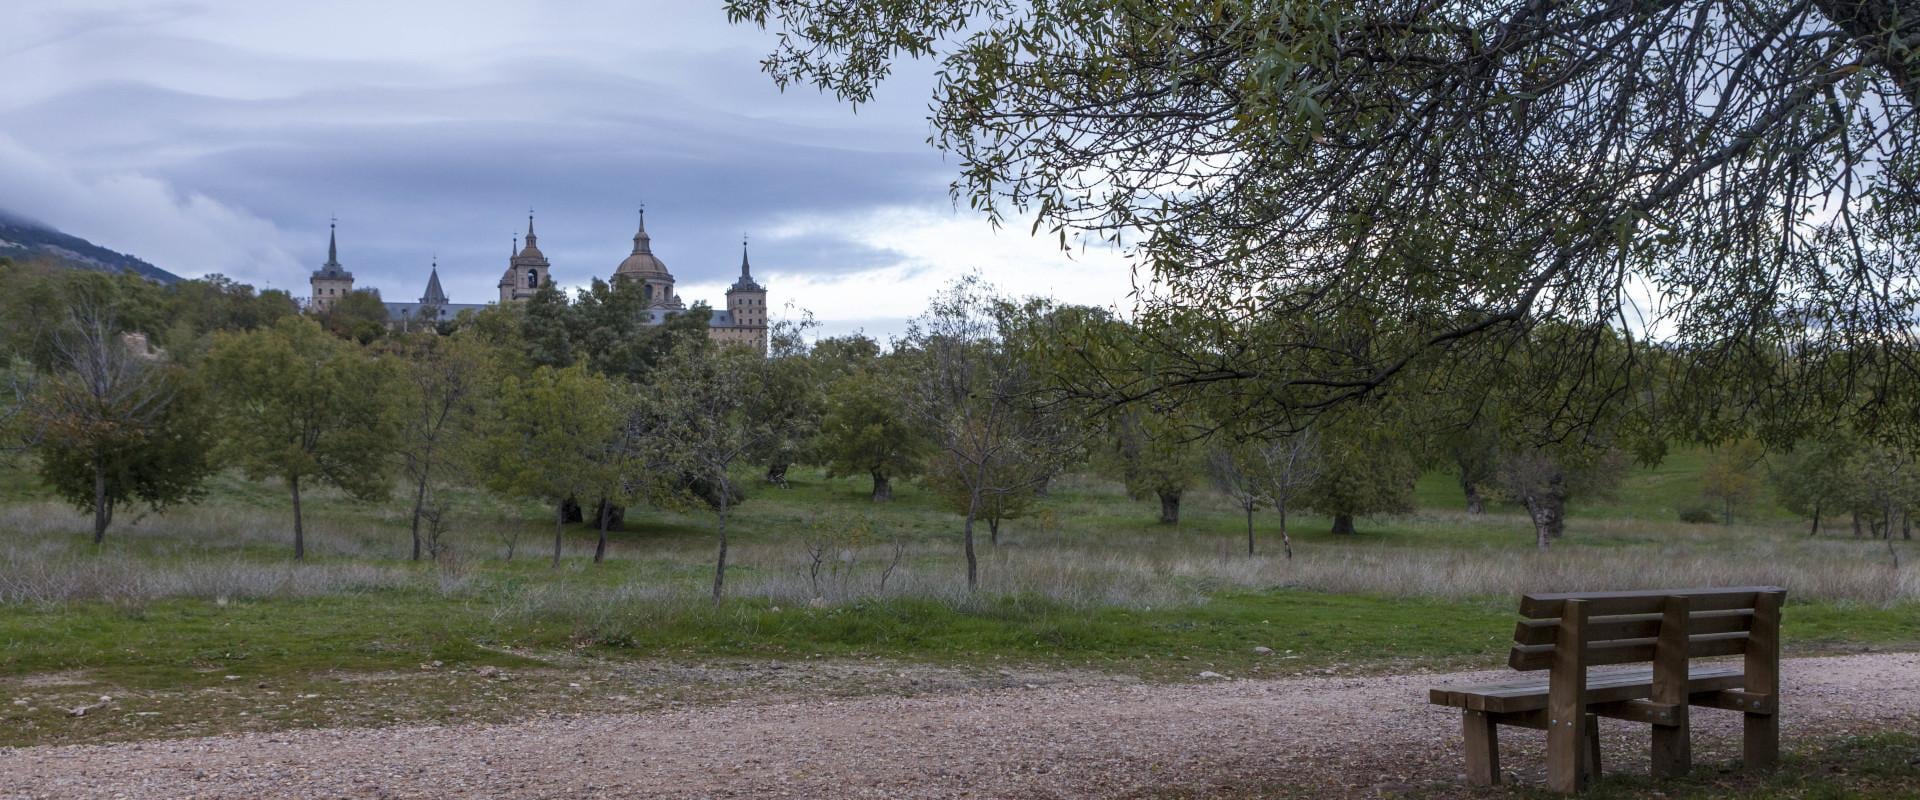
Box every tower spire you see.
[525,209,537,247]
[631,204,653,255]
[325,216,340,267]
[740,234,752,277]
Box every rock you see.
[1198,671,1227,680]
[1253,646,1273,655]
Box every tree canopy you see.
[729,0,1920,442]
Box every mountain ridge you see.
[0,209,183,284]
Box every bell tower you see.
[498,212,551,303]
[309,218,354,312]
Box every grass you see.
[1,450,1916,749]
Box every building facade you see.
[309,211,770,352]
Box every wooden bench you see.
[1428,586,1786,793]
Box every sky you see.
[0,0,1137,339]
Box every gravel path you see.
[2,652,1915,799]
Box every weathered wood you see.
[1508,631,1750,671]
[1744,590,1783,770]
[1589,699,1679,726]
[1463,710,1500,786]
[1546,599,1588,793]
[1692,689,1778,714]
[1651,595,1692,777]
[1583,714,1602,782]
[1429,665,1745,714]
[1512,608,1753,646]
[1519,586,1783,618]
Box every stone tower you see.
[309,219,354,312]
[612,208,682,309]
[498,213,551,303]
[724,237,769,351]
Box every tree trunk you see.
[1278,503,1293,560]
[1523,491,1565,550]
[1853,511,1864,538]
[594,498,612,564]
[1330,513,1356,535]
[871,471,892,503]
[988,515,1001,545]
[712,486,730,605]
[1723,496,1733,526]
[1157,490,1181,525]
[409,475,428,562]
[963,490,980,592]
[1462,479,1485,515]
[92,461,109,545]
[1245,502,1256,556]
[552,501,565,568]
[1810,504,1821,537]
[1904,512,1912,540]
[766,462,789,487]
[290,474,305,560]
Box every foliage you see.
[1297,410,1420,535]
[468,361,622,566]
[728,0,1920,442]
[317,289,390,345]
[1700,439,1766,526]
[204,316,398,557]
[30,303,214,544]
[817,356,928,502]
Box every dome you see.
[614,208,672,279]
[615,251,670,278]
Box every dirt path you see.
[2,652,1915,799]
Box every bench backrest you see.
[1507,586,1787,671]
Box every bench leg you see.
[1462,710,1500,786]
[1651,705,1690,777]
[1582,714,1602,783]
[1744,708,1778,771]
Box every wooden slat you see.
[1428,666,1746,714]
[1512,608,1753,646]
[1590,699,1679,726]
[1519,586,1784,618]
[1693,689,1778,715]
[1508,631,1750,671]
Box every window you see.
[526,269,538,289]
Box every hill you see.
[0,209,182,284]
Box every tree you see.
[317,289,390,345]
[904,282,1077,588]
[1099,407,1200,525]
[388,332,486,561]
[818,361,927,502]
[1255,429,1320,559]
[644,339,769,603]
[1205,443,1265,556]
[1299,412,1420,535]
[469,362,620,567]
[1771,438,1855,535]
[206,317,396,558]
[30,299,213,544]
[1495,446,1630,549]
[748,315,827,487]
[1701,440,1766,526]
[729,1,1920,445]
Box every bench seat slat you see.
[1429,665,1744,714]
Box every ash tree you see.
[206,317,397,559]
[387,331,488,561]
[642,338,773,603]
[905,282,1080,588]
[469,361,620,567]
[30,297,214,544]
[729,0,1920,442]
[818,351,928,502]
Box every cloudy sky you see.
[0,0,1137,338]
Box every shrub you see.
[1678,506,1718,524]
